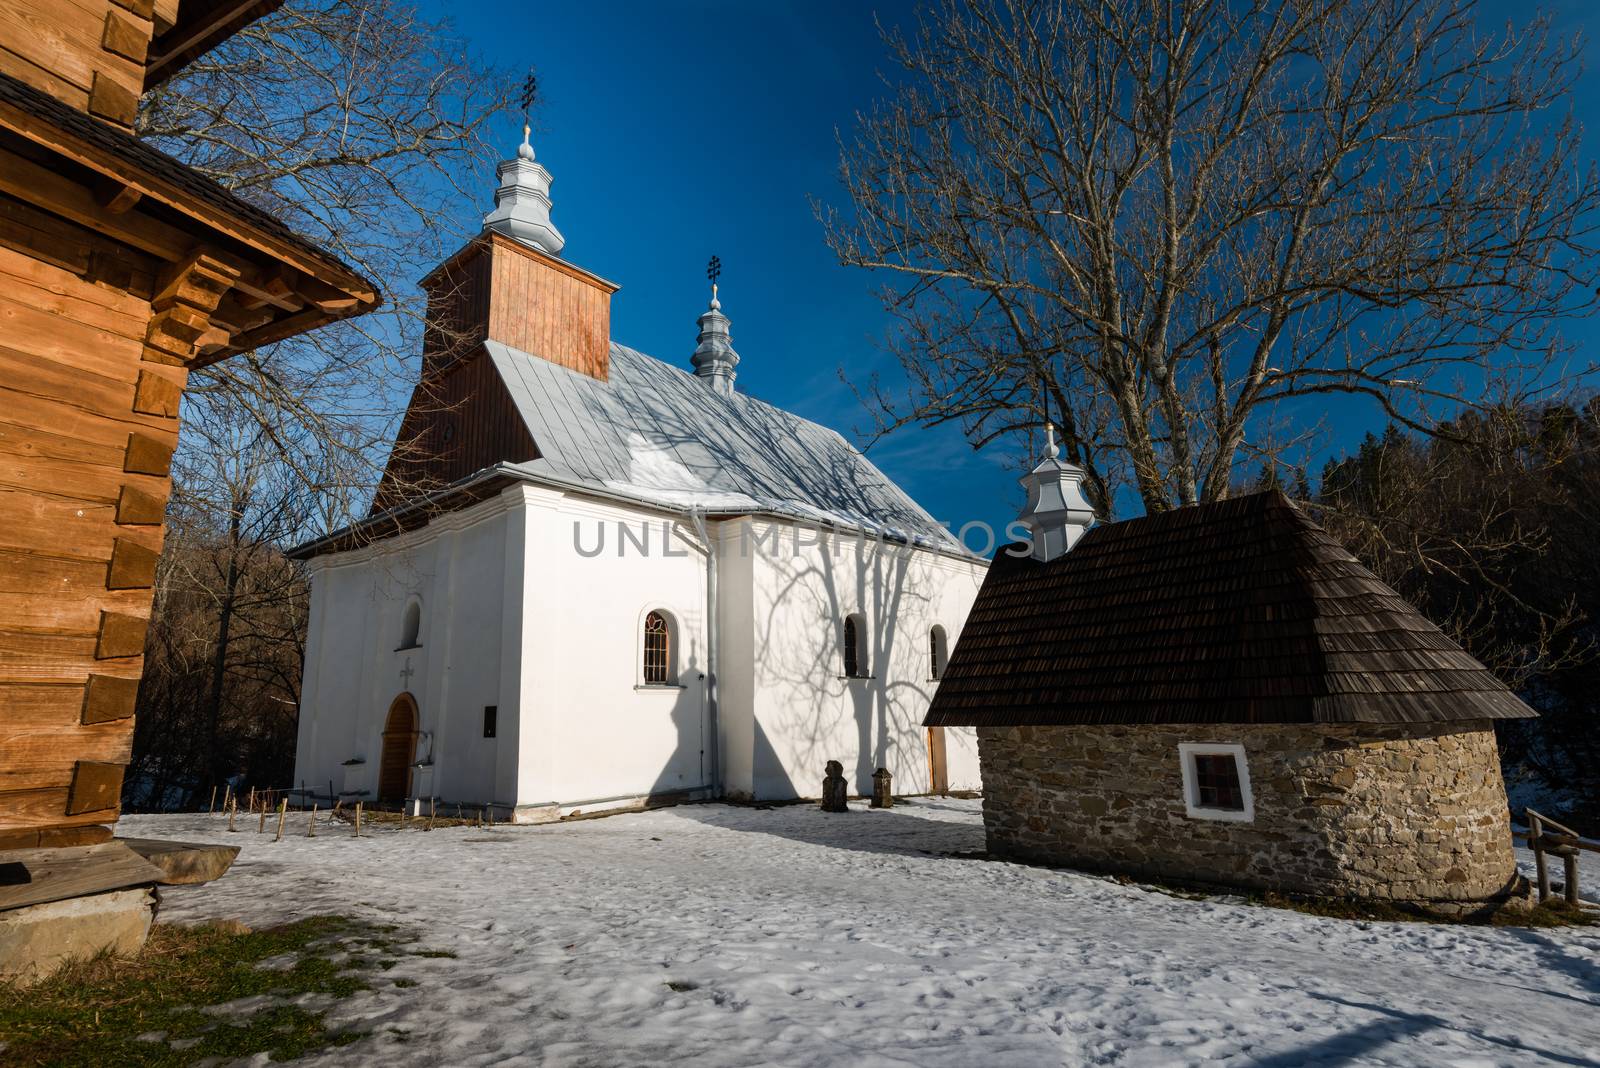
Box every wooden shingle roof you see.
[925,490,1535,727]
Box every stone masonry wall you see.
[977,722,1517,902]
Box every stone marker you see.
[821,760,849,812]
[871,768,893,808]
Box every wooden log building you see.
[0,0,375,863]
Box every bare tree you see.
[823,0,1599,515]
[126,0,518,806]
[130,408,315,806]
[1314,398,1600,809]
[139,0,517,535]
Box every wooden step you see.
[0,841,164,911]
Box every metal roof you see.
[486,340,965,553]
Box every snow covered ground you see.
[121,799,1600,1067]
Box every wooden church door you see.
[379,694,419,802]
[927,726,949,795]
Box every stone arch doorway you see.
[379,693,419,802]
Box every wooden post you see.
[208,786,217,814]
[427,797,435,832]
[1563,852,1580,907]
[248,786,256,813]
[1530,811,1550,903]
[257,807,267,834]
[274,798,288,841]
[354,801,362,838]
[309,804,317,838]
[227,799,237,832]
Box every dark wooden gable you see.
[926,490,1536,727]
[369,346,537,516]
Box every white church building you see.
[289,131,987,820]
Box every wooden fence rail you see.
[1523,808,1598,907]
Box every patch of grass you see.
[1489,899,1600,929]
[0,916,401,1066]
[1258,892,1599,928]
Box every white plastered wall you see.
[731,517,986,800]
[516,488,713,814]
[293,490,520,808]
[296,485,987,814]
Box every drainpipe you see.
[690,506,722,797]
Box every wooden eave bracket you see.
[143,251,241,365]
[0,96,378,321]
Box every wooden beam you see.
[81,674,138,724]
[94,176,143,215]
[200,305,335,365]
[0,148,307,318]
[0,97,376,303]
[94,611,146,659]
[145,1,253,75]
[143,251,241,367]
[131,369,182,417]
[107,538,159,589]
[101,9,151,64]
[0,143,190,261]
[122,432,175,476]
[66,761,123,814]
[88,71,137,127]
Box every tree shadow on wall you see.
[561,358,970,805]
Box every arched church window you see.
[643,610,671,685]
[843,614,866,678]
[929,625,948,680]
[399,599,422,650]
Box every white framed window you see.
[641,609,676,686]
[842,613,867,678]
[397,597,423,650]
[928,625,948,680]
[1177,742,1254,822]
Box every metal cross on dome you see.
[707,255,721,287]
[520,71,538,116]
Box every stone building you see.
[925,433,1534,905]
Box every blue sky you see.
[429,0,1599,541]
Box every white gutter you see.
[687,506,722,797]
[293,461,984,566]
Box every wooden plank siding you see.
[370,346,538,515]
[485,234,613,381]
[0,0,151,126]
[0,218,171,838]
[369,232,616,515]
[0,0,374,855]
